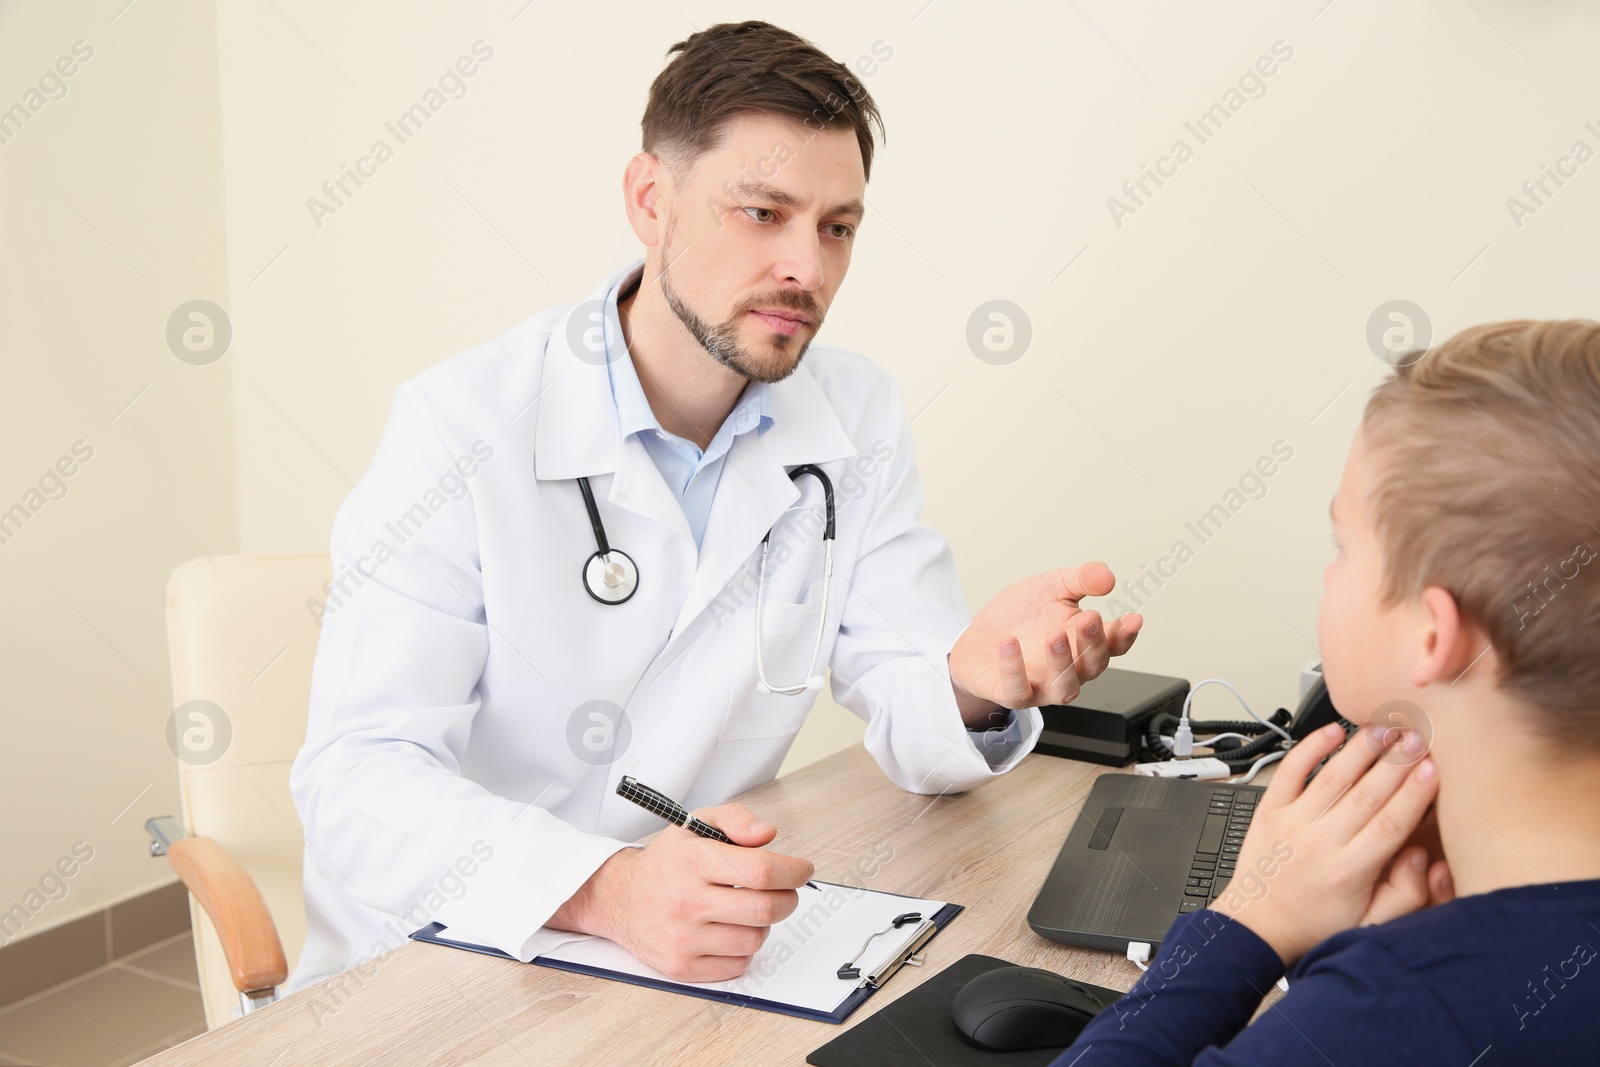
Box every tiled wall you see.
[0,882,190,1009]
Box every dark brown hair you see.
[641,20,885,182]
[1361,319,1600,747]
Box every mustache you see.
[735,291,823,321]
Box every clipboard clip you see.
[836,912,937,988]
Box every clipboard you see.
[410,881,963,1024]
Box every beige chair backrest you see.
[164,554,328,1030]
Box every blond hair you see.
[1362,320,1600,745]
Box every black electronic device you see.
[1028,773,1266,952]
[1288,667,1341,739]
[1035,668,1189,766]
[1029,667,1357,952]
[1286,669,1357,782]
[951,965,1110,1051]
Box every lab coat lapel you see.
[670,431,797,638]
[670,366,857,638]
[532,265,688,538]
[611,435,692,538]
[531,286,618,482]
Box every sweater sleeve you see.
[1051,909,1282,1066]
[1054,910,1476,1066]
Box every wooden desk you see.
[142,747,1170,1066]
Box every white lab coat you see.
[286,261,1044,991]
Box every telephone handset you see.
[1288,673,1344,738]
[1289,671,1357,781]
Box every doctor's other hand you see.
[547,802,813,982]
[948,561,1142,726]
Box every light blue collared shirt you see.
[602,270,773,551]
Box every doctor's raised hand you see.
[948,561,1143,726]
[548,802,813,983]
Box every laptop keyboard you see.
[1178,787,1258,914]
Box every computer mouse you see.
[951,965,1106,1051]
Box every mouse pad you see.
[806,953,1124,1067]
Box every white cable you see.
[1231,749,1288,784]
[1156,731,1259,753]
[1127,941,1152,972]
[1194,732,1257,749]
[1180,679,1293,752]
[1173,718,1194,757]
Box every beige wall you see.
[0,0,233,941]
[3,0,1597,937]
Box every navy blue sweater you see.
[1054,880,1600,1065]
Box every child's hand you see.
[1209,721,1446,967]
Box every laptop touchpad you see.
[1100,807,1204,886]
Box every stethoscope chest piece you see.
[583,548,638,605]
[576,476,639,605]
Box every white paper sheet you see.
[535,881,951,1014]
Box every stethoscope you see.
[575,464,836,696]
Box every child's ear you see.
[1412,586,1488,687]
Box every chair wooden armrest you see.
[166,837,288,995]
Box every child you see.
[1056,319,1600,1064]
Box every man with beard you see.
[288,20,1142,991]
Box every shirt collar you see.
[602,265,775,447]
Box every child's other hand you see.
[1209,721,1443,967]
[1360,841,1454,926]
[1362,803,1455,925]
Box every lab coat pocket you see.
[757,600,818,643]
[720,604,825,742]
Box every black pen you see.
[615,776,819,890]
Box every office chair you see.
[146,555,329,1030]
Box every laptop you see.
[1027,773,1264,953]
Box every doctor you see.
[289,20,1141,991]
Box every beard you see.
[658,227,824,384]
